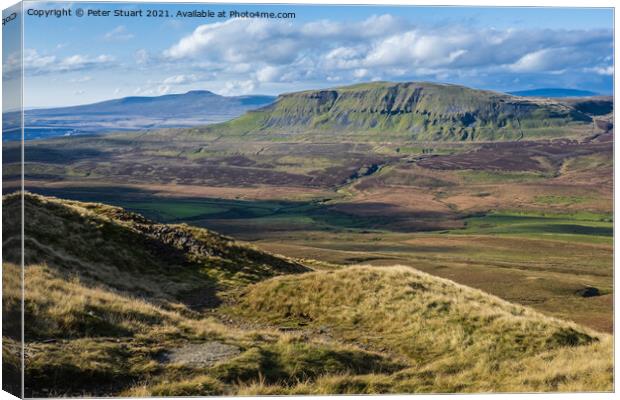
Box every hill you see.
[231,266,612,393]
[3,192,309,396]
[197,81,594,142]
[2,194,612,396]
[3,192,306,297]
[4,91,276,141]
[509,88,599,98]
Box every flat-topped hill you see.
[200,81,597,141]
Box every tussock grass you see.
[125,376,223,396]
[210,336,401,386]
[6,261,612,396]
[232,265,612,392]
[236,373,395,395]
[3,192,307,302]
[6,261,403,397]
[13,263,189,340]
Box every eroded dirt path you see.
[158,342,241,367]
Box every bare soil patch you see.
[158,342,240,367]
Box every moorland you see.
[2,81,614,395]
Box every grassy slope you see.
[2,194,612,395]
[5,194,392,396]
[230,266,612,393]
[193,81,591,141]
[4,262,400,397]
[3,192,307,298]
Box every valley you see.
[2,81,614,395]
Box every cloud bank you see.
[11,14,613,97]
[160,15,613,93]
[4,49,115,78]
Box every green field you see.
[452,211,613,243]
[31,187,396,233]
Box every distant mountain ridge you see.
[509,88,599,98]
[3,90,276,141]
[200,81,597,142]
[35,90,275,116]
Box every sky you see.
[5,2,614,107]
[3,3,23,111]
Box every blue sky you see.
[9,2,614,107]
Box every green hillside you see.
[198,82,593,141]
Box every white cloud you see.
[585,65,614,76]
[256,66,281,83]
[163,14,411,67]
[324,46,365,69]
[162,74,199,85]
[4,49,115,76]
[103,25,134,41]
[25,50,54,69]
[220,80,256,96]
[16,14,611,98]
[230,63,252,73]
[508,47,587,73]
[57,54,115,71]
[509,49,553,72]
[353,68,369,79]
[161,15,611,91]
[134,49,150,65]
[362,30,473,69]
[300,19,344,37]
[358,14,408,37]
[164,18,299,65]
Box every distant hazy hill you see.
[201,82,594,142]
[5,90,275,141]
[509,88,599,98]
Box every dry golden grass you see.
[15,263,191,340]
[5,260,613,396]
[3,261,402,396]
[232,265,613,393]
